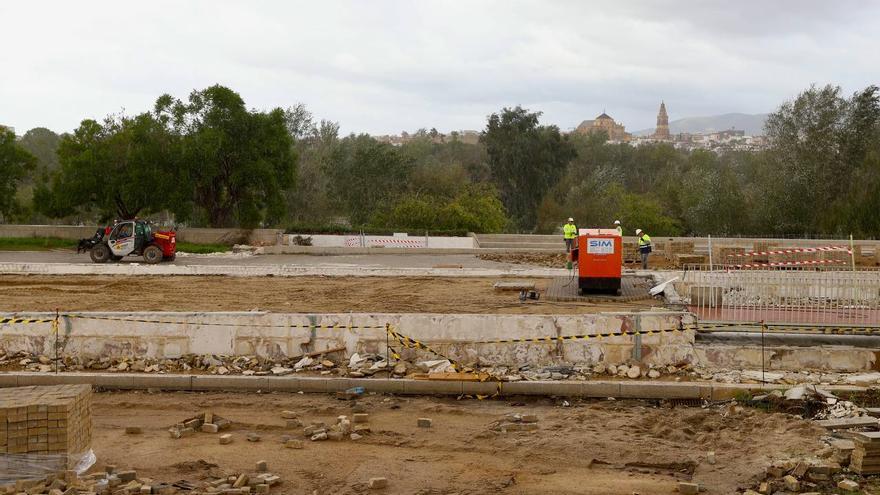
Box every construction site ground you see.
[91,390,822,495]
[0,275,658,314]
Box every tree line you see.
[1,83,878,237]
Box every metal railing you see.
[675,265,880,325]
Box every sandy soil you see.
[0,275,658,314]
[90,391,823,495]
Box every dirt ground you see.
[0,275,659,314]
[90,391,823,495]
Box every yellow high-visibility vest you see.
[563,223,577,239]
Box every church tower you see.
[654,101,670,140]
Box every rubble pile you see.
[490,413,540,433]
[743,457,864,495]
[7,348,880,388]
[168,412,232,439]
[302,412,370,442]
[1,464,284,495]
[0,350,349,377]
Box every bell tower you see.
[654,101,670,140]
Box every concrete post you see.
[632,315,642,361]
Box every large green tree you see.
[161,85,298,227]
[0,128,36,220]
[481,106,575,231]
[762,84,880,235]
[326,134,414,226]
[39,112,178,221]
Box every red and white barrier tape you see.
[727,245,852,257]
[344,237,425,248]
[729,259,848,269]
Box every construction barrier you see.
[727,245,852,258]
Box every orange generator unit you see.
[570,228,622,294]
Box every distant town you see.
[376,102,769,153]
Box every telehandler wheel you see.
[143,245,163,264]
[90,244,111,263]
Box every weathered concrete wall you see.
[696,344,877,372]
[0,311,694,368]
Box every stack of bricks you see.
[0,385,92,472]
[665,241,695,260]
[851,432,880,475]
[717,247,746,265]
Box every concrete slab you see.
[351,379,406,395]
[265,377,304,392]
[93,374,137,389]
[191,375,269,391]
[462,381,505,396]
[0,374,18,387]
[402,380,463,395]
[129,374,193,390]
[817,417,879,430]
[617,381,702,399]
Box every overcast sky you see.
[2,1,878,135]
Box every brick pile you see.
[0,384,92,472]
[851,431,880,475]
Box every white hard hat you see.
[567,217,574,222]
[635,229,642,235]
[614,220,620,225]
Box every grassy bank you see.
[0,237,231,254]
[0,237,78,251]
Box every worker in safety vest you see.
[613,220,623,236]
[563,218,578,253]
[636,229,652,269]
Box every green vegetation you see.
[0,237,77,251]
[5,83,879,237]
[0,129,36,222]
[0,237,229,254]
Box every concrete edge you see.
[2,373,867,399]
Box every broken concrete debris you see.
[0,465,285,495]
[6,346,880,388]
[169,412,232,439]
[491,412,540,433]
[677,482,699,495]
[368,477,388,489]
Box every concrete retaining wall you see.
[0,311,694,368]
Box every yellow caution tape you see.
[63,314,385,330]
[0,317,55,325]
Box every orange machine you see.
[570,228,622,294]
